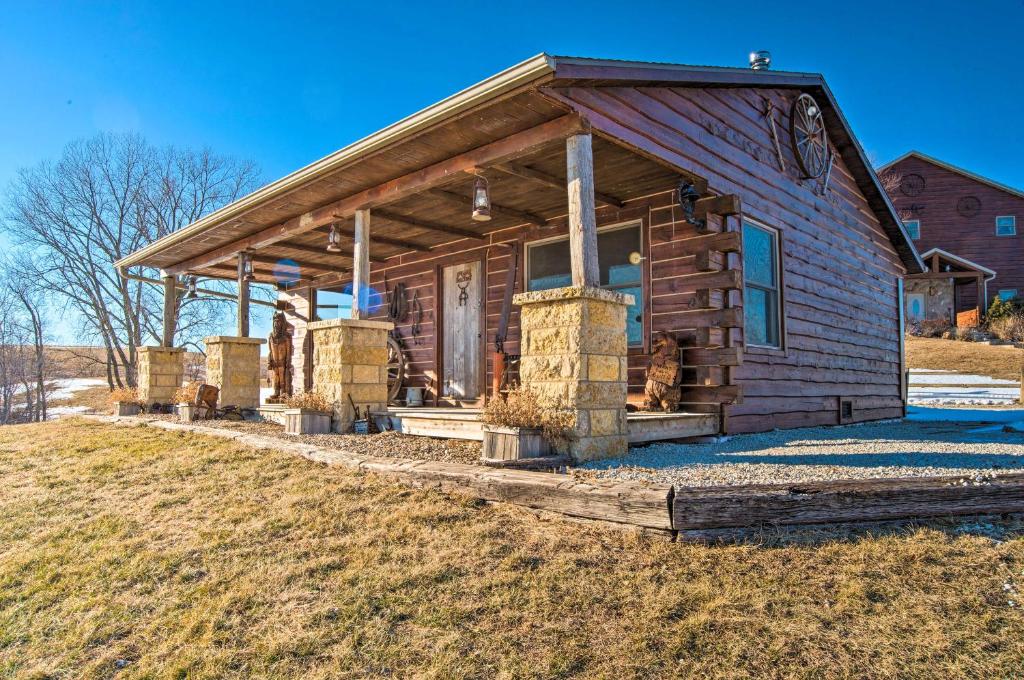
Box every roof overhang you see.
[917,247,996,277]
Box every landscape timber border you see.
[91,416,1024,541]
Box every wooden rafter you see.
[372,209,487,241]
[490,161,625,208]
[429,189,548,227]
[248,253,342,276]
[163,114,587,275]
[315,224,433,252]
[274,240,387,264]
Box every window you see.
[998,289,1018,302]
[904,220,921,240]
[996,216,1017,236]
[743,221,783,348]
[315,287,353,320]
[526,222,643,345]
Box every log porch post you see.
[566,133,600,288]
[351,208,371,319]
[161,272,176,347]
[237,254,250,337]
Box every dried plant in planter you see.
[173,381,202,404]
[284,391,333,412]
[481,386,574,443]
[107,387,142,406]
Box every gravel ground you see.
[167,418,482,465]
[576,419,1024,488]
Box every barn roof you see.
[117,54,922,275]
[879,150,1024,202]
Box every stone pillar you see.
[514,286,633,462]
[204,336,266,409]
[137,346,185,406]
[308,318,393,433]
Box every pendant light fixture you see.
[471,175,491,222]
[242,253,255,283]
[185,275,198,299]
[326,223,343,252]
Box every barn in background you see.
[117,53,922,453]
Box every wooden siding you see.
[279,84,908,435]
[883,154,1024,310]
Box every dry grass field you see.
[1,419,1023,678]
[906,336,1024,381]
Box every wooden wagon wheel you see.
[789,93,828,179]
[386,334,406,404]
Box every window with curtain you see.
[742,221,782,348]
[526,222,643,345]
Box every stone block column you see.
[514,286,633,462]
[204,336,266,409]
[308,318,393,433]
[137,346,185,406]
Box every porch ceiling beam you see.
[429,189,548,227]
[372,209,487,241]
[164,113,588,275]
[490,162,625,208]
[315,224,433,253]
[248,253,342,276]
[275,240,387,263]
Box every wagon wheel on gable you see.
[386,334,406,404]
[789,93,829,179]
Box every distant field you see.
[0,419,1022,677]
[906,336,1024,381]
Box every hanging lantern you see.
[326,223,343,252]
[677,181,705,229]
[185,276,198,300]
[242,253,255,282]
[471,175,491,222]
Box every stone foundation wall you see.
[515,286,632,462]
[905,279,954,323]
[137,346,184,406]
[308,318,393,433]
[204,336,266,409]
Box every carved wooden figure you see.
[267,311,294,403]
[644,331,682,411]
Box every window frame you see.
[996,215,1017,237]
[904,219,921,240]
[524,219,645,348]
[742,219,785,351]
[998,289,1018,302]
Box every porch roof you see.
[116,54,922,282]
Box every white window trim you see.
[742,218,784,350]
[996,215,1017,236]
[904,219,921,240]
[524,219,645,344]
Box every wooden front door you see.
[440,260,483,403]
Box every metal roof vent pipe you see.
[749,50,771,70]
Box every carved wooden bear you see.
[644,331,682,411]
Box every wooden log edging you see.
[93,417,674,531]
[672,473,1024,531]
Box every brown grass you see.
[906,336,1024,381]
[1,419,1023,678]
[47,385,112,413]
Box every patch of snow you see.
[47,378,106,401]
[46,405,91,420]
[909,372,1019,386]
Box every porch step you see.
[372,407,720,444]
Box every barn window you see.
[904,220,921,240]
[996,216,1017,236]
[526,221,643,346]
[998,289,1018,302]
[742,221,782,348]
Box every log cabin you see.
[880,151,1024,325]
[116,53,923,458]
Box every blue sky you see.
[2,0,1023,341]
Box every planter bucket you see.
[482,425,551,462]
[284,409,333,435]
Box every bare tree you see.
[0,273,51,424]
[3,133,262,388]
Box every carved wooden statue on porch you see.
[644,331,682,411]
[267,312,294,404]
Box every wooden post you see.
[566,133,599,288]
[351,209,371,319]
[237,255,250,337]
[161,272,176,347]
